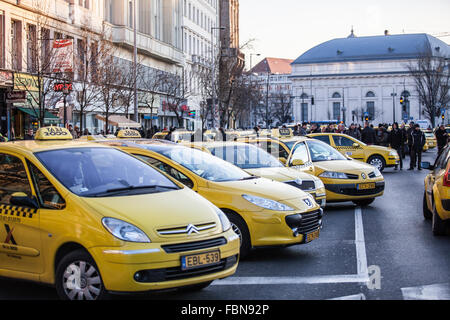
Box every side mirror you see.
[279,157,287,164]
[352,143,359,148]
[290,159,305,167]
[10,192,39,209]
[421,162,433,170]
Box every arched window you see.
[300,93,308,99]
[332,92,341,99]
[366,91,375,98]
[401,90,410,97]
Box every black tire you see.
[367,155,386,172]
[226,212,251,258]
[431,200,447,236]
[353,198,375,207]
[55,249,108,300]
[423,192,432,220]
[177,281,213,292]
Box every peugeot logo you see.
[361,173,367,180]
[303,199,313,207]
[186,224,200,235]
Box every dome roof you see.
[292,33,450,65]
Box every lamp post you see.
[133,0,138,123]
[63,83,69,128]
[249,53,260,70]
[342,88,346,124]
[210,26,225,129]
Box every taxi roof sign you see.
[272,128,293,138]
[117,129,141,139]
[35,127,73,140]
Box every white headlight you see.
[102,217,151,243]
[214,207,231,232]
[389,151,398,156]
[373,168,382,177]
[242,194,294,211]
[319,171,348,179]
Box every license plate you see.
[181,251,221,270]
[358,183,375,190]
[306,229,320,243]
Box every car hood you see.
[365,145,392,153]
[79,188,222,241]
[245,167,317,182]
[314,160,376,174]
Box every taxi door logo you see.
[4,224,17,245]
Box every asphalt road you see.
[1,149,449,300]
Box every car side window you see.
[313,135,331,145]
[290,142,309,164]
[134,154,194,189]
[0,153,33,206]
[332,136,355,147]
[28,162,66,210]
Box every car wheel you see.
[431,200,447,236]
[227,213,251,258]
[423,192,432,220]
[367,155,386,172]
[55,249,108,300]
[178,281,213,292]
[353,198,375,207]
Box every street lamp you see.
[249,53,261,70]
[210,26,225,129]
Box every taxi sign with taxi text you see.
[35,127,73,140]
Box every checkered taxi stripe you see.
[0,204,37,218]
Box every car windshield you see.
[425,133,434,138]
[283,141,297,150]
[35,148,178,197]
[144,145,252,182]
[306,140,347,162]
[209,144,283,169]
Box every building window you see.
[366,91,375,98]
[128,1,133,28]
[401,91,411,120]
[301,103,308,121]
[11,20,22,71]
[333,102,341,120]
[0,11,4,68]
[332,92,341,99]
[27,24,37,73]
[367,101,375,120]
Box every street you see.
[1,149,448,300]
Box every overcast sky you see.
[239,0,450,68]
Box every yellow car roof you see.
[0,139,108,155]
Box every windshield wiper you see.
[89,184,179,197]
[239,176,259,181]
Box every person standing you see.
[408,124,426,170]
[435,125,448,155]
[388,122,405,170]
[345,123,362,140]
[361,121,376,145]
[399,123,408,159]
[406,121,415,158]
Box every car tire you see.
[367,155,386,172]
[423,192,432,220]
[432,200,447,236]
[353,198,375,207]
[227,212,251,258]
[177,281,213,292]
[55,249,108,300]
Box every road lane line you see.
[354,206,369,279]
[328,293,366,300]
[401,283,450,300]
[213,274,369,286]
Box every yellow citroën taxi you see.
[0,127,240,300]
[97,136,323,258]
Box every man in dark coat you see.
[435,125,448,155]
[345,123,362,140]
[408,124,426,170]
[388,122,405,170]
[406,121,415,157]
[361,122,376,145]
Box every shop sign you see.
[13,73,41,92]
[0,71,13,87]
[5,91,27,104]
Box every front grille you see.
[325,182,385,196]
[285,210,322,235]
[345,173,360,179]
[161,237,227,253]
[284,180,316,191]
[157,222,216,236]
[134,255,238,283]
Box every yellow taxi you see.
[96,138,323,257]
[188,141,327,207]
[423,130,437,149]
[240,129,385,206]
[0,127,239,300]
[422,144,450,235]
[307,132,399,172]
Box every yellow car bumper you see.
[323,180,385,202]
[90,229,240,293]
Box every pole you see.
[266,72,270,128]
[391,90,397,123]
[133,0,138,123]
[211,28,216,129]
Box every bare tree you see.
[407,51,450,127]
[138,67,166,132]
[161,72,192,128]
[270,92,293,125]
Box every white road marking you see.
[213,207,370,286]
[401,283,450,300]
[328,293,366,300]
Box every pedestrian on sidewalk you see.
[361,121,376,145]
[408,124,426,170]
[388,122,405,170]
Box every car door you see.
[426,147,449,207]
[0,152,43,274]
[287,141,315,174]
[331,135,365,161]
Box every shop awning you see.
[95,114,141,128]
[17,107,60,122]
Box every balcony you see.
[108,24,184,65]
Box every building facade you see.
[291,33,450,126]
